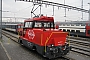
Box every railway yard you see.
[1,15,90,60]
[0,0,90,60]
[0,30,90,60]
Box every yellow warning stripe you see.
[18,32,20,39]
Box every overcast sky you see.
[2,0,90,22]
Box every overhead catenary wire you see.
[3,0,90,22]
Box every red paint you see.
[86,23,90,37]
[25,16,54,22]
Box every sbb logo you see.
[28,30,35,39]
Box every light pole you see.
[88,3,90,21]
[0,0,2,39]
[81,0,83,20]
[64,0,66,22]
[64,0,66,17]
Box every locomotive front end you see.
[43,31,72,59]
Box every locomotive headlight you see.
[51,44,54,47]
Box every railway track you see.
[2,30,19,43]
[67,37,90,56]
[69,39,89,46]
[67,36,90,42]
[2,30,74,60]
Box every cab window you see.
[34,21,54,28]
[24,22,33,28]
[35,22,42,28]
[44,22,50,27]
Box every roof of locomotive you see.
[25,16,54,22]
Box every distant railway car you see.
[17,24,23,35]
[18,16,71,59]
[2,24,23,34]
[55,21,90,37]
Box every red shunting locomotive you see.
[18,15,71,59]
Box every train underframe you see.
[18,38,71,59]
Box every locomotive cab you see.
[19,16,71,59]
